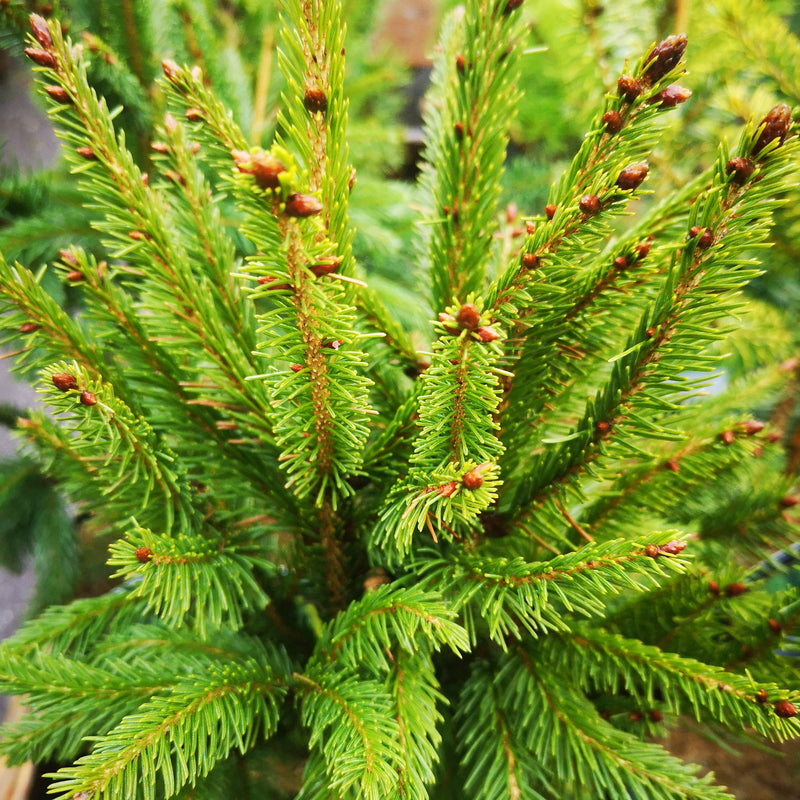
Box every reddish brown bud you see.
[476,326,500,342]
[76,146,97,161]
[66,270,83,282]
[768,618,782,633]
[579,194,600,215]
[233,149,287,191]
[720,430,735,445]
[643,33,687,84]
[19,322,40,334]
[596,420,611,435]
[45,84,70,103]
[161,59,180,81]
[290,364,304,373]
[59,248,78,266]
[616,163,649,191]
[617,74,642,102]
[52,372,78,392]
[456,303,481,329]
[756,689,768,704]
[79,390,97,406]
[649,710,664,722]
[774,699,798,718]
[135,546,153,563]
[646,327,656,338]
[629,711,642,722]
[24,47,56,68]
[741,420,765,436]
[128,230,149,241]
[190,142,201,155]
[285,193,323,218]
[504,0,523,13]
[754,104,792,156]
[602,110,623,134]
[257,276,291,291]
[323,339,342,350]
[644,544,660,558]
[766,432,782,443]
[726,157,755,185]
[303,87,328,114]
[456,53,466,73]
[614,256,628,270]
[29,14,53,48]
[544,203,557,220]
[348,167,357,192]
[666,459,680,472]
[657,84,692,108]
[521,252,540,270]
[780,496,799,508]
[141,173,149,187]
[184,107,204,121]
[163,169,185,186]
[310,257,340,277]
[635,240,653,261]
[695,228,713,249]
[525,220,536,235]
[708,580,720,595]
[659,540,686,555]
[725,582,748,597]
[462,466,485,490]
[438,481,459,498]
[505,202,518,224]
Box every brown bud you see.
[190,142,201,155]
[323,339,342,350]
[504,0,523,13]
[29,13,53,48]
[720,430,735,445]
[629,711,642,722]
[135,546,153,563]
[303,88,328,114]
[602,110,623,134]
[544,203,557,220]
[257,276,291,291]
[45,85,70,103]
[462,466,485,490]
[708,580,720,595]
[780,496,799,508]
[646,327,656,338]
[644,544,659,558]
[505,202,518,224]
[290,364,304,373]
[79,390,97,406]
[161,59,180,81]
[141,173,149,187]
[233,149,287,190]
[579,194,600,215]
[725,582,748,597]
[635,240,653,261]
[348,167,357,192]
[456,53,466,73]
[614,256,628,270]
[438,312,459,335]
[643,33,687,84]
[768,618,782,633]
[363,568,389,593]
[774,699,798,718]
[525,220,536,235]
[128,230,149,241]
[616,163,649,191]
[666,459,680,472]
[521,252,540,270]
[163,169,185,186]
[756,689,768,704]
[766,432,782,443]
[19,322,40,334]
[24,47,56,68]
[617,74,642,102]
[657,85,692,108]
[66,270,83,282]
[596,420,611,435]
[309,257,340,277]
[453,121,465,141]
[76,146,97,161]
[52,372,78,392]
[476,326,500,342]
[59,248,78,267]
[741,420,765,436]
[285,193,323,218]
[658,540,686,555]
[456,303,481,329]
[649,710,664,722]
[437,481,459,498]
[726,157,755,185]
[754,103,792,156]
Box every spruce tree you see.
[1,2,800,799]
